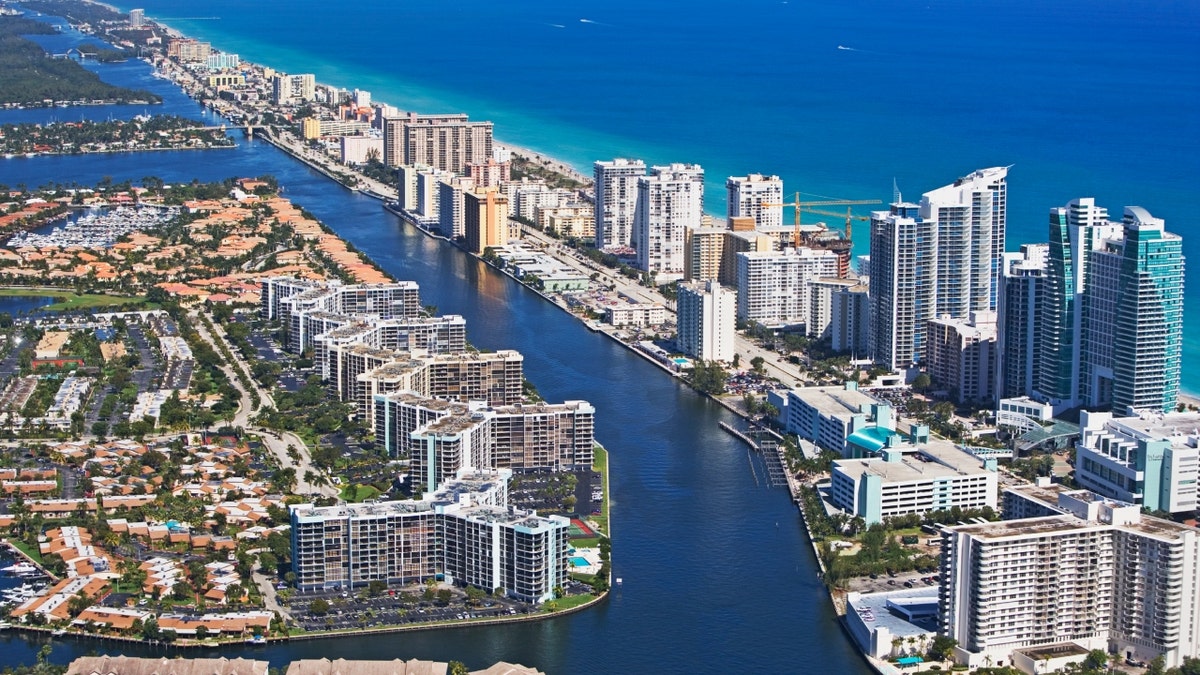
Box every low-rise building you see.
[829,436,998,524]
[605,302,666,328]
[776,382,888,457]
[1074,410,1200,514]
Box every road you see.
[188,310,337,498]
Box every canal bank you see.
[0,35,869,675]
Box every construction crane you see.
[804,206,874,241]
[760,193,882,247]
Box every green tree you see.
[308,598,330,615]
[449,662,469,675]
[912,373,931,392]
[928,635,957,662]
[750,355,765,374]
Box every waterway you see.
[0,24,867,675]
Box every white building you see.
[271,73,315,106]
[438,176,475,239]
[869,168,1008,371]
[829,439,998,524]
[340,136,383,166]
[605,303,666,328]
[1074,410,1200,514]
[593,158,645,250]
[995,244,1048,401]
[726,174,783,229]
[129,8,144,27]
[635,164,705,282]
[736,248,840,329]
[778,381,888,456]
[941,489,1200,669]
[676,280,736,363]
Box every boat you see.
[248,635,267,644]
[0,621,12,630]
[52,628,66,636]
[2,562,39,576]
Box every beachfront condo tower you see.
[868,167,1008,372]
[593,158,646,251]
[634,164,705,282]
[1027,200,1183,414]
[726,174,784,229]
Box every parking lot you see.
[288,584,545,632]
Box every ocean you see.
[109,0,1200,389]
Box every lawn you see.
[339,483,381,503]
[544,593,595,611]
[0,288,146,311]
[9,538,44,565]
[591,445,609,536]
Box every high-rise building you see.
[868,202,931,370]
[736,248,840,329]
[271,73,315,106]
[995,244,1047,401]
[683,226,726,282]
[925,311,998,404]
[593,158,646,250]
[1036,198,1122,410]
[437,176,475,239]
[1110,208,1184,414]
[463,189,510,254]
[634,164,705,282]
[726,174,783,229]
[808,278,869,355]
[676,280,736,363]
[868,168,1008,372]
[940,488,1200,669]
[1032,200,1183,414]
[383,114,493,172]
[720,230,774,288]
[922,167,1008,316]
[291,469,570,603]
[129,8,144,27]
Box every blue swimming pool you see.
[570,556,590,567]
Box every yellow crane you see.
[761,193,881,247]
[804,206,875,241]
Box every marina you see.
[6,205,180,249]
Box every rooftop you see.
[846,587,940,639]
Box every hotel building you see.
[924,311,998,404]
[1073,410,1200,514]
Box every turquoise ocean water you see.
[101,0,1200,391]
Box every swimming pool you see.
[570,556,590,567]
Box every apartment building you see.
[736,247,840,329]
[593,158,646,250]
[291,470,570,603]
[924,311,998,404]
[726,174,783,229]
[940,490,1200,669]
[635,164,705,281]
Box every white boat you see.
[0,621,12,630]
[2,562,38,576]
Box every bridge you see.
[50,48,94,60]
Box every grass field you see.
[591,445,609,536]
[340,483,382,503]
[0,288,147,311]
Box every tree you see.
[912,373,931,392]
[465,585,485,606]
[449,662,469,675]
[436,588,453,605]
[309,598,330,615]
[928,635,957,662]
[194,624,209,640]
[750,355,765,374]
